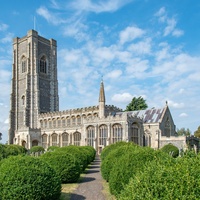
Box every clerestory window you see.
[39,56,47,73]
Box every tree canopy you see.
[176,128,191,136]
[125,96,148,111]
[194,126,200,138]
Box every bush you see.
[4,144,27,158]
[101,142,140,182]
[100,141,128,162]
[109,148,172,196]
[0,155,61,200]
[160,143,179,158]
[0,144,6,160]
[56,146,88,172]
[40,151,81,183]
[30,146,45,154]
[47,146,60,151]
[118,154,200,200]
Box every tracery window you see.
[42,134,48,149]
[130,123,139,144]
[74,132,81,146]
[52,119,56,127]
[112,124,122,143]
[99,125,108,146]
[62,132,69,146]
[57,119,61,128]
[21,56,27,73]
[39,56,47,73]
[67,117,70,126]
[77,116,81,125]
[62,118,66,127]
[87,126,95,147]
[72,116,76,126]
[52,133,58,146]
[164,118,171,137]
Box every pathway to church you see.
[70,155,106,200]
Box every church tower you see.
[8,30,59,145]
[99,80,105,118]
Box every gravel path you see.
[70,155,105,200]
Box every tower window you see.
[40,56,47,73]
[22,95,25,106]
[21,56,27,73]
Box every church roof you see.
[116,106,167,123]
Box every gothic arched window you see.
[74,132,81,146]
[130,123,139,144]
[39,56,47,73]
[42,134,47,149]
[62,132,69,146]
[99,125,108,146]
[87,126,95,147]
[164,118,171,137]
[52,133,58,146]
[112,124,122,143]
[21,56,27,73]
[22,95,25,106]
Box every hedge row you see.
[101,142,200,199]
[0,144,27,160]
[0,145,96,199]
[0,155,61,200]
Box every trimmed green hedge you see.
[101,142,140,182]
[4,144,27,158]
[40,150,81,183]
[30,146,45,154]
[109,147,167,196]
[118,154,200,200]
[100,141,128,162]
[0,155,61,200]
[160,143,179,158]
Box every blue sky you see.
[0,0,200,143]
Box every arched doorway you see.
[32,140,38,147]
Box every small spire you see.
[166,101,168,106]
[99,79,105,102]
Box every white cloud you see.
[0,33,14,44]
[179,113,188,117]
[111,92,133,103]
[106,69,122,79]
[36,6,66,25]
[164,18,176,36]
[69,0,132,13]
[167,100,184,109]
[128,38,151,55]
[155,7,184,37]
[119,26,145,45]
[172,29,184,37]
[0,23,8,31]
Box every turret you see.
[99,80,105,118]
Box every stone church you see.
[8,30,186,154]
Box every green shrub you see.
[118,154,200,200]
[4,144,27,158]
[40,151,81,183]
[100,141,128,161]
[0,155,61,200]
[79,146,96,163]
[109,148,172,196]
[0,144,6,160]
[101,142,140,182]
[47,146,60,151]
[30,146,45,154]
[160,143,179,158]
[56,146,88,171]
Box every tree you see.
[176,128,191,136]
[194,126,200,138]
[125,96,148,111]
